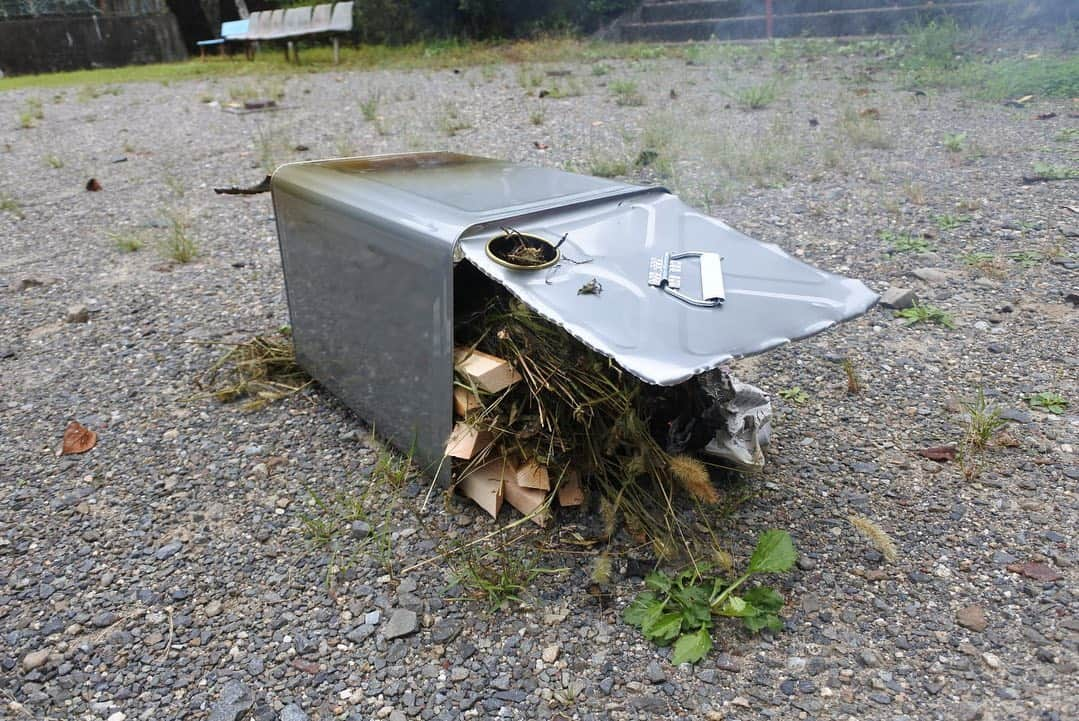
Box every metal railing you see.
[0,0,168,18]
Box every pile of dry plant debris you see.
[446,293,772,556]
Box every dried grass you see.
[849,515,898,562]
[196,331,311,411]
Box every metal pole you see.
[765,0,773,39]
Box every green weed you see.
[839,106,892,149]
[109,230,144,253]
[934,213,970,231]
[881,230,933,254]
[942,132,967,153]
[452,545,566,612]
[439,102,472,136]
[160,209,197,263]
[778,387,809,404]
[961,388,1006,451]
[734,81,779,110]
[624,530,796,664]
[0,192,23,219]
[1007,250,1041,268]
[359,91,381,122]
[1030,162,1078,181]
[610,79,644,107]
[1028,391,1067,415]
[896,303,955,329]
[44,154,63,169]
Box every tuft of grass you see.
[609,79,644,107]
[942,132,966,153]
[588,152,630,178]
[843,358,862,395]
[881,230,932,254]
[934,213,970,231]
[734,81,779,110]
[962,251,1005,277]
[1029,162,1079,181]
[1007,250,1041,268]
[1028,391,1067,415]
[903,183,927,205]
[438,102,472,136]
[529,107,545,125]
[18,99,42,128]
[961,388,1006,450]
[849,516,898,562]
[591,63,611,77]
[359,91,380,122]
[196,328,311,411]
[839,106,892,149]
[896,303,955,329]
[160,209,197,263]
[452,544,566,612]
[0,192,24,219]
[44,154,63,169]
[109,230,144,253]
[370,445,415,488]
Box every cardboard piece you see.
[456,459,511,518]
[503,474,550,527]
[445,422,492,460]
[454,348,522,393]
[516,461,550,491]
[556,470,584,507]
[453,386,483,417]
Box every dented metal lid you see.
[457,189,878,386]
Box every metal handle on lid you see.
[648,251,725,307]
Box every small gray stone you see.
[645,660,666,684]
[346,624,374,643]
[714,653,741,672]
[64,305,89,323]
[280,703,309,721]
[204,600,223,618]
[910,267,952,285]
[364,610,381,626]
[349,520,372,539]
[22,649,49,671]
[859,649,881,668]
[155,540,182,561]
[208,680,253,721]
[388,711,406,721]
[382,609,418,640]
[599,677,614,694]
[879,287,918,309]
[956,605,988,632]
[450,666,468,682]
[1000,408,1031,424]
[491,673,511,691]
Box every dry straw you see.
[849,515,898,562]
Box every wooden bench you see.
[195,18,250,59]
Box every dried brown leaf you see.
[61,421,97,455]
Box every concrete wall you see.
[0,11,186,76]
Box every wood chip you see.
[456,459,510,518]
[556,470,584,507]
[503,473,550,527]
[453,348,521,393]
[516,461,550,491]
[452,387,482,417]
[444,422,492,460]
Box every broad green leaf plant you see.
[624,529,797,665]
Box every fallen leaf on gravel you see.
[61,421,96,455]
[992,431,1020,448]
[859,107,880,119]
[291,658,320,674]
[85,178,102,192]
[1006,562,1063,582]
[917,446,957,462]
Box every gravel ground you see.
[1,41,1077,721]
